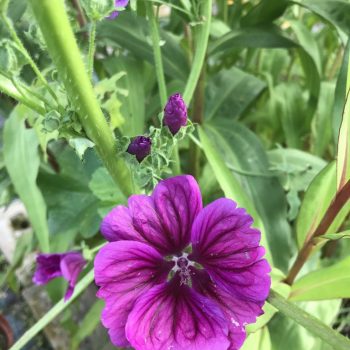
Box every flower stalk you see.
[285,179,350,285]
[28,0,134,196]
[145,1,167,106]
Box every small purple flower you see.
[163,93,188,135]
[127,136,152,162]
[108,0,129,19]
[33,252,86,301]
[94,175,271,350]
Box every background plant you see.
[0,0,350,349]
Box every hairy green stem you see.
[268,290,350,350]
[182,0,212,105]
[87,21,96,80]
[146,2,167,106]
[1,14,58,105]
[29,0,134,196]
[9,270,95,350]
[0,74,46,114]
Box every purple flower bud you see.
[163,93,187,135]
[33,252,86,301]
[127,136,152,162]
[108,0,129,19]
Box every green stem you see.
[189,64,205,178]
[222,0,228,23]
[88,21,96,80]
[9,270,95,350]
[0,74,46,114]
[182,0,212,105]
[29,0,134,196]
[268,290,350,350]
[146,2,167,106]
[1,14,58,105]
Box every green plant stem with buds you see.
[145,1,183,174]
[1,14,58,105]
[29,0,134,197]
[9,269,95,350]
[87,20,97,80]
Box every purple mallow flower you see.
[127,136,152,162]
[94,175,271,350]
[33,252,86,301]
[108,0,129,19]
[163,93,188,135]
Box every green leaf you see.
[209,26,297,56]
[241,327,271,350]
[3,105,50,252]
[320,231,350,240]
[97,12,189,80]
[295,156,350,249]
[241,0,289,27]
[198,126,272,263]
[268,290,348,350]
[38,146,101,239]
[205,66,266,121]
[333,38,350,142]
[296,162,335,248]
[103,56,146,135]
[289,20,321,102]
[88,167,126,217]
[71,300,104,350]
[294,0,350,36]
[68,138,95,160]
[268,148,327,193]
[336,89,350,190]
[290,256,350,301]
[203,120,291,271]
[311,82,335,157]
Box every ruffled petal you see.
[94,241,172,347]
[125,274,230,350]
[191,198,271,302]
[152,175,202,254]
[100,175,202,255]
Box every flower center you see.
[171,253,194,286]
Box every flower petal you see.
[152,175,202,254]
[192,268,263,350]
[125,274,230,350]
[191,198,271,302]
[115,0,129,7]
[94,241,172,347]
[60,252,86,301]
[32,253,63,285]
[100,175,202,255]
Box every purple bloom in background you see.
[33,252,86,301]
[94,175,271,350]
[127,136,152,162]
[163,93,188,135]
[108,0,129,19]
